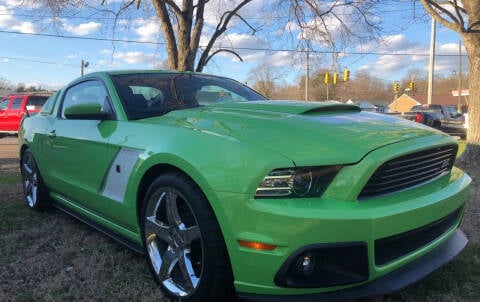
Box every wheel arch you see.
[19,143,28,155]
[134,161,236,278]
[134,161,230,245]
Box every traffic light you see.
[409,81,415,92]
[324,72,330,84]
[393,82,399,93]
[343,68,350,82]
[333,72,338,85]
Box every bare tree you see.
[279,0,383,52]
[0,77,12,90]
[420,0,479,164]
[346,69,390,101]
[30,1,385,72]
[247,63,285,98]
[151,0,254,71]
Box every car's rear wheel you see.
[20,149,50,211]
[141,172,235,302]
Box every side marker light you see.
[238,240,277,251]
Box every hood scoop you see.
[302,104,361,115]
[208,100,361,115]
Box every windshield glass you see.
[446,106,459,116]
[112,72,266,120]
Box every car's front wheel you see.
[20,149,50,211]
[141,172,235,302]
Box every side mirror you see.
[64,103,109,120]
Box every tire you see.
[20,149,51,211]
[141,172,235,302]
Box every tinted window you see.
[11,98,22,109]
[112,73,266,120]
[0,98,9,110]
[40,92,60,115]
[61,80,109,119]
[26,96,48,110]
[445,106,458,116]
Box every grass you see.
[0,170,167,301]
[0,143,479,301]
[457,139,467,157]
[0,172,20,184]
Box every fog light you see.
[292,252,316,277]
[301,253,316,276]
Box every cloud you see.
[356,35,465,80]
[133,19,159,42]
[66,53,78,60]
[0,5,36,33]
[62,21,102,36]
[203,0,265,27]
[357,34,423,53]
[205,32,268,57]
[0,0,43,9]
[113,51,159,65]
[101,49,112,56]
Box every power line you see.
[0,7,421,22]
[0,30,165,46]
[0,29,468,57]
[0,55,77,67]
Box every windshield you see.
[445,106,459,116]
[112,73,266,120]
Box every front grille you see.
[359,144,457,199]
[374,208,461,266]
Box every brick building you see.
[389,93,469,113]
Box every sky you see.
[0,0,468,91]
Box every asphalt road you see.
[0,136,19,159]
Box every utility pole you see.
[305,49,309,101]
[458,40,462,112]
[427,17,435,105]
[81,60,89,76]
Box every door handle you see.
[47,130,56,138]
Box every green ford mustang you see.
[19,70,471,302]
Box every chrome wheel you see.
[21,150,39,208]
[144,189,203,297]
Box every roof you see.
[4,92,53,98]
[410,94,468,106]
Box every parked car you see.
[403,104,467,139]
[0,94,49,136]
[19,70,471,302]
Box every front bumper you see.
[239,229,467,301]
[206,136,471,299]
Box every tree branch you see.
[420,0,465,33]
[153,0,178,69]
[203,49,244,67]
[195,0,253,72]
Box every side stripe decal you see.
[102,148,141,202]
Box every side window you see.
[11,98,23,109]
[26,96,48,110]
[61,80,110,119]
[0,99,9,110]
[40,92,60,115]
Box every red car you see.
[0,94,49,135]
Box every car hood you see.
[143,101,443,165]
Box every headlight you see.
[255,166,341,198]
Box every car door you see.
[4,96,25,131]
[444,106,463,130]
[43,80,119,214]
[0,98,11,131]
